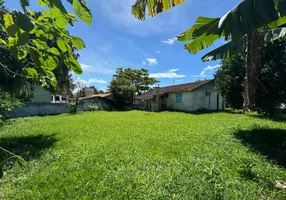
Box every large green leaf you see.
[25,67,38,79]
[71,36,85,49]
[57,39,67,52]
[132,0,186,20]
[71,0,92,25]
[178,17,222,54]
[65,57,82,74]
[44,55,58,70]
[12,10,34,32]
[16,31,30,46]
[202,27,286,61]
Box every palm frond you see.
[132,0,186,20]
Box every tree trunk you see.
[243,30,262,112]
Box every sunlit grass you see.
[0,111,285,199]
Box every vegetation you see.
[109,68,158,108]
[0,111,286,199]
[215,41,286,116]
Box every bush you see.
[89,104,99,111]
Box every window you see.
[176,93,182,103]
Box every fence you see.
[5,102,102,118]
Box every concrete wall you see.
[32,86,52,103]
[6,101,107,118]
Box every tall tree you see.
[215,41,286,116]
[109,68,159,107]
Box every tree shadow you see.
[0,134,58,162]
[234,128,286,168]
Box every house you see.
[32,86,69,103]
[135,79,225,112]
[78,94,114,110]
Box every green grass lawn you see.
[0,111,286,199]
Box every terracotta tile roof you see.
[135,79,214,100]
[79,94,113,101]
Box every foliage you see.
[215,41,286,116]
[0,111,285,199]
[109,68,158,101]
[215,54,246,109]
[88,104,99,111]
[0,146,26,179]
[68,102,77,114]
[132,0,186,20]
[0,0,92,89]
[0,89,22,119]
[177,1,286,60]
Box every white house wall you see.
[165,81,224,112]
[191,81,218,111]
[166,92,193,111]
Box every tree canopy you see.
[0,0,92,90]
[109,68,158,106]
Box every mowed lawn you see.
[0,111,286,199]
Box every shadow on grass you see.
[0,134,58,161]
[234,128,286,168]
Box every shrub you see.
[89,104,99,111]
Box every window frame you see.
[176,93,183,103]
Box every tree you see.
[215,41,286,116]
[0,0,92,90]
[215,54,245,110]
[109,68,158,108]
[0,0,92,178]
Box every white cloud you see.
[80,63,113,75]
[145,58,158,66]
[192,65,220,78]
[156,50,161,54]
[88,79,108,84]
[162,37,177,45]
[150,69,185,78]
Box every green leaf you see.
[32,39,47,50]
[48,47,60,56]
[4,14,14,28]
[71,36,85,50]
[25,67,38,79]
[6,25,19,37]
[17,31,30,46]
[12,10,34,32]
[29,47,42,66]
[9,45,28,60]
[57,39,67,52]
[44,55,58,70]
[65,57,82,74]
[72,0,92,25]
[17,156,27,168]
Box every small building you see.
[78,94,114,110]
[135,79,224,112]
[32,86,69,104]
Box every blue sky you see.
[5,0,240,90]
